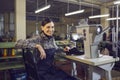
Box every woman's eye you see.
[46,26,50,28]
[46,26,54,29]
[52,26,54,28]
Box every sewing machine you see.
[76,24,106,59]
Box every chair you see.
[22,48,78,80]
[22,48,42,80]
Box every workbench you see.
[61,54,119,80]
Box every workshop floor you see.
[0,61,120,80]
[55,60,120,80]
[112,70,120,80]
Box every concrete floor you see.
[0,61,120,80]
[56,61,120,80]
[112,70,120,80]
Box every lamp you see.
[35,0,51,14]
[89,0,109,19]
[65,10,84,16]
[89,14,109,19]
[65,0,84,16]
[114,1,120,5]
[106,5,120,21]
[35,5,51,13]
[106,17,120,21]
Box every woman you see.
[15,18,77,80]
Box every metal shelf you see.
[0,55,24,70]
[0,63,24,70]
[0,42,15,48]
[0,55,22,59]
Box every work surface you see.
[64,55,119,66]
[62,54,119,80]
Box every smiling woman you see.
[15,18,77,80]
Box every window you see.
[0,14,4,36]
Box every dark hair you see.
[41,18,53,26]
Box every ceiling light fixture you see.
[65,9,84,16]
[35,0,51,14]
[65,0,84,16]
[106,17,120,21]
[114,1,120,5]
[89,14,109,19]
[35,5,51,13]
[89,0,109,19]
[106,6,119,21]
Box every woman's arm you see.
[35,44,46,59]
[15,36,40,48]
[15,36,46,59]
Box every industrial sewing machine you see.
[75,24,109,59]
[69,25,119,80]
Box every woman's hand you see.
[64,46,70,52]
[36,44,46,60]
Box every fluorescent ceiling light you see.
[89,14,109,19]
[35,5,51,14]
[114,1,120,5]
[65,9,84,16]
[106,17,120,21]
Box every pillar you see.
[4,13,9,33]
[100,6,109,29]
[15,0,26,41]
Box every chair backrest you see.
[22,48,41,80]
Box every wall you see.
[26,17,80,39]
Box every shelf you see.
[0,63,24,70]
[0,42,15,48]
[0,42,24,71]
[0,55,22,59]
[0,61,24,70]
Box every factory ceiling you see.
[0,0,116,20]
[26,0,115,19]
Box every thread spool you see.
[3,49,7,57]
[11,49,15,56]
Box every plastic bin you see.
[11,73,27,80]
[9,68,27,80]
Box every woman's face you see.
[41,22,55,36]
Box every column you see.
[15,0,26,41]
[4,13,9,33]
[100,6,109,29]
